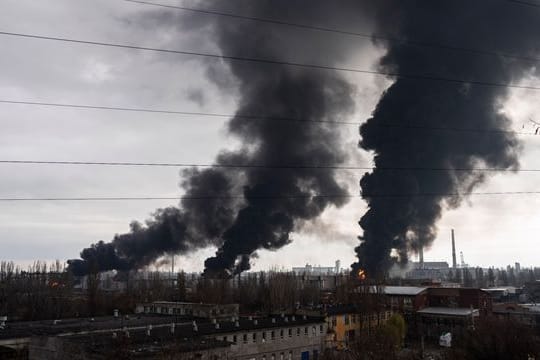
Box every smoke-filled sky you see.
[2,0,540,272]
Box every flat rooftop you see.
[1,314,325,340]
[0,314,194,340]
[148,301,238,307]
[381,286,428,296]
[417,307,479,317]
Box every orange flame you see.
[357,269,367,281]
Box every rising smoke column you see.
[201,0,361,276]
[69,1,365,276]
[354,0,540,276]
[67,168,239,276]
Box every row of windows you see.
[245,349,319,360]
[144,306,229,316]
[329,312,393,327]
[221,325,324,344]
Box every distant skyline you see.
[1,0,540,273]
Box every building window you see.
[288,352,292,360]
[262,332,267,341]
[296,328,300,336]
[233,335,237,343]
[319,325,323,333]
[312,326,316,335]
[280,353,284,360]
[344,315,350,325]
[263,356,266,360]
[253,333,257,342]
[304,327,308,335]
[280,329,284,339]
[271,354,275,360]
[243,334,248,343]
[271,330,275,340]
[331,317,337,327]
[288,328,292,337]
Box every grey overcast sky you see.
[1,0,540,272]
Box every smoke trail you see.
[354,0,538,276]
[67,168,238,276]
[68,1,364,276]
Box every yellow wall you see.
[326,311,392,350]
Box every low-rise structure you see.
[136,301,239,320]
[493,303,540,331]
[2,312,326,360]
[324,305,391,350]
[379,286,429,313]
[416,307,478,340]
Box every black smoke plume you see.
[67,168,238,276]
[354,1,539,277]
[68,1,363,276]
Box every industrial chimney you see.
[419,247,424,269]
[451,229,457,269]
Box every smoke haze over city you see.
[1,0,540,275]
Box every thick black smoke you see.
[198,0,366,276]
[69,1,364,276]
[354,1,539,277]
[67,168,238,276]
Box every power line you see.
[0,160,537,173]
[1,191,539,202]
[505,0,540,7]
[0,99,358,125]
[0,195,350,202]
[2,31,540,92]
[0,99,536,136]
[124,0,540,65]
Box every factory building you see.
[292,261,342,276]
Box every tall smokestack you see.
[419,247,424,269]
[451,229,457,269]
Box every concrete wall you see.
[215,322,327,360]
